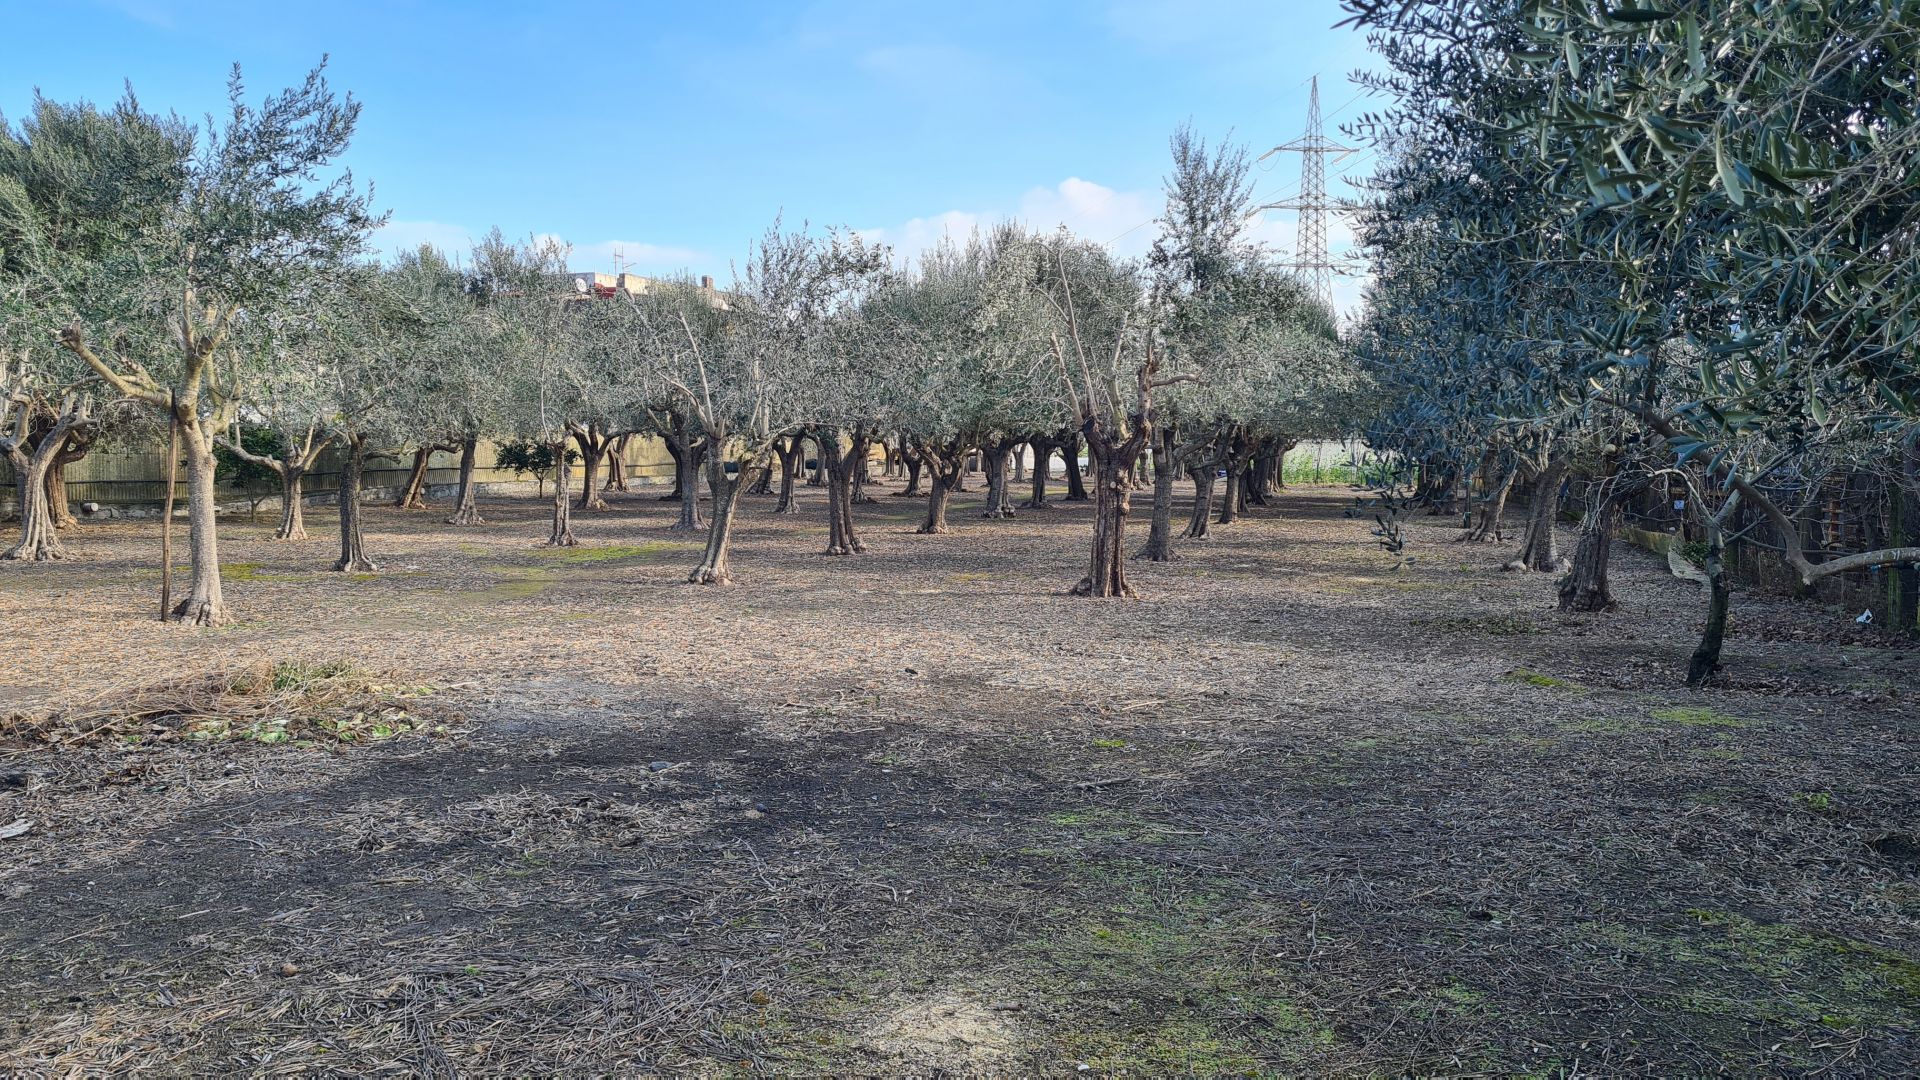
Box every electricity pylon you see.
[1257,76,1354,308]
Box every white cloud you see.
[860,176,1370,316]
[860,177,1159,264]
[372,219,477,259]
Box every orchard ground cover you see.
[1,479,1915,1074]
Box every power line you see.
[1253,75,1358,308]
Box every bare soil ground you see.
[1,477,1916,1075]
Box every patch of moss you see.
[1650,706,1747,728]
[1090,738,1128,749]
[1502,668,1581,691]
[532,541,687,564]
[1583,910,1920,1036]
[469,567,555,601]
[220,561,266,581]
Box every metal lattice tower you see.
[1257,77,1353,308]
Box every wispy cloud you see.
[866,176,1366,314]
[372,219,478,259]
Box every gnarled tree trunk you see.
[1023,436,1056,510]
[446,437,484,525]
[276,466,309,541]
[689,452,755,585]
[1558,454,1643,613]
[333,434,377,572]
[1182,462,1217,540]
[607,433,633,492]
[1073,437,1137,597]
[1464,450,1516,543]
[574,424,614,512]
[2,407,95,562]
[1061,434,1089,502]
[1506,452,1570,573]
[916,444,964,534]
[980,438,1016,518]
[895,450,924,498]
[772,437,802,513]
[821,433,869,556]
[394,443,445,509]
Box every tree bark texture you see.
[546,439,578,547]
[333,434,377,572]
[446,437,485,525]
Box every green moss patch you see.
[1650,706,1747,728]
[1502,668,1581,691]
[1582,910,1920,1037]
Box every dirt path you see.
[2,481,1915,1073]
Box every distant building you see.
[567,272,717,300]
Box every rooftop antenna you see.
[1255,76,1355,308]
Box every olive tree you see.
[48,63,379,623]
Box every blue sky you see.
[3,0,1381,311]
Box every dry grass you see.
[1,659,455,748]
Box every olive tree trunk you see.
[1061,434,1089,502]
[1135,425,1180,562]
[1072,439,1137,597]
[689,453,756,585]
[772,437,802,513]
[546,440,577,547]
[446,437,485,525]
[333,434,377,572]
[171,420,230,625]
[1506,453,1570,573]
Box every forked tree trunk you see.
[821,435,868,556]
[1183,465,1217,540]
[172,421,229,625]
[1136,426,1180,562]
[1507,453,1570,572]
[276,467,309,541]
[4,410,95,559]
[671,438,706,530]
[5,462,62,561]
[772,438,801,513]
[1023,437,1056,510]
[1465,460,1516,542]
[852,438,878,504]
[896,452,924,498]
[1558,456,1637,613]
[394,444,438,509]
[918,451,962,534]
[1687,522,1731,687]
[1013,442,1027,483]
[1073,441,1136,597]
[1061,435,1089,502]
[807,440,825,487]
[333,435,377,573]
[980,439,1016,518]
[446,437,484,525]
[608,433,632,492]
[689,453,754,585]
[547,440,577,547]
[575,426,612,512]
